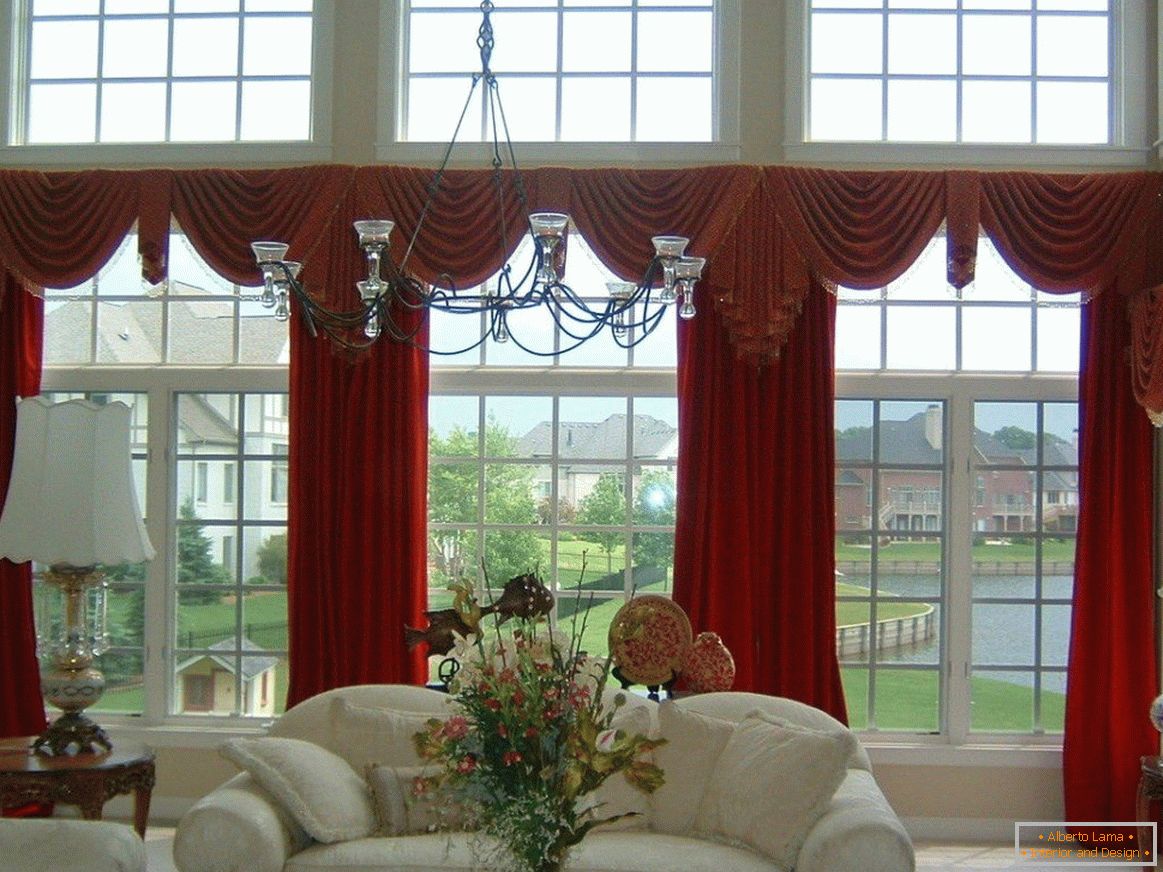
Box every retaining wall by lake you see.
[836,606,936,657]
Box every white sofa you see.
[0,819,146,872]
[173,685,914,872]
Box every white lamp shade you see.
[0,397,155,567]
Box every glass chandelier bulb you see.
[494,315,510,343]
[607,281,635,338]
[679,291,697,320]
[364,311,381,339]
[652,236,688,304]
[274,292,290,322]
[260,279,277,309]
[353,220,395,248]
[531,213,569,284]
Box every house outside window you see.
[836,235,1078,739]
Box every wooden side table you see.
[0,740,156,837]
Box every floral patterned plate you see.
[607,595,693,686]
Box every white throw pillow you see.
[330,698,442,771]
[693,710,857,869]
[365,764,471,835]
[584,705,653,832]
[219,736,376,844]
[649,702,735,835]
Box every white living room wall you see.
[11,0,1160,841]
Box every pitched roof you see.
[175,637,279,680]
[517,414,677,462]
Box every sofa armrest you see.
[173,773,312,872]
[796,770,915,872]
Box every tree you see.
[632,469,676,570]
[177,499,231,604]
[992,426,1037,450]
[428,418,541,586]
[577,473,626,574]
[256,533,288,585]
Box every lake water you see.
[843,573,1071,692]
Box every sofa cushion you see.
[220,736,376,844]
[331,698,441,771]
[693,711,856,870]
[285,832,781,872]
[649,702,734,835]
[365,764,471,835]
[584,704,653,832]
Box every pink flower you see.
[499,668,516,684]
[411,777,428,797]
[484,698,502,711]
[524,726,538,739]
[497,722,508,738]
[503,750,523,766]
[512,691,525,706]
[596,729,618,753]
[443,715,469,740]
[456,755,477,774]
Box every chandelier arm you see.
[375,301,429,345]
[488,76,530,214]
[400,72,484,274]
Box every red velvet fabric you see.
[1064,288,1157,821]
[1131,286,1163,418]
[0,273,45,740]
[674,285,846,720]
[285,189,430,704]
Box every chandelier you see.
[251,1,703,355]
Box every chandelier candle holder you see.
[251,1,703,355]
[0,397,155,756]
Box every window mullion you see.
[144,382,174,723]
[945,388,975,745]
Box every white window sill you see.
[783,141,1151,170]
[865,741,1062,769]
[0,142,334,167]
[376,141,742,168]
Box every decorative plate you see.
[682,631,736,694]
[608,595,693,686]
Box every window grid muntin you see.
[807,2,1113,145]
[22,1,314,144]
[41,233,288,368]
[969,399,1077,734]
[172,391,289,717]
[836,398,947,733]
[404,2,714,143]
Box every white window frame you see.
[376,0,742,166]
[783,0,1152,167]
[838,371,1078,753]
[0,0,335,167]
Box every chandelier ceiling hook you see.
[477,0,496,83]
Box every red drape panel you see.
[674,285,846,720]
[285,190,429,705]
[1130,287,1163,419]
[0,276,44,739]
[1064,287,1157,821]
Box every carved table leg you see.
[132,784,152,838]
[1138,776,1154,853]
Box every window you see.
[836,235,1079,740]
[403,1,716,143]
[806,0,1110,145]
[16,0,315,145]
[194,462,209,503]
[428,235,678,679]
[41,230,289,721]
[270,443,289,504]
[175,393,289,716]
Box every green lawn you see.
[836,539,1076,564]
[842,668,1065,733]
[835,581,929,625]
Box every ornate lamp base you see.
[32,711,112,757]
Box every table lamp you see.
[0,397,154,755]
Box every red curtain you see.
[0,275,45,739]
[674,285,846,720]
[285,186,430,704]
[1063,285,1158,821]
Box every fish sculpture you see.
[404,573,554,656]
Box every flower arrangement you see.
[412,578,665,872]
